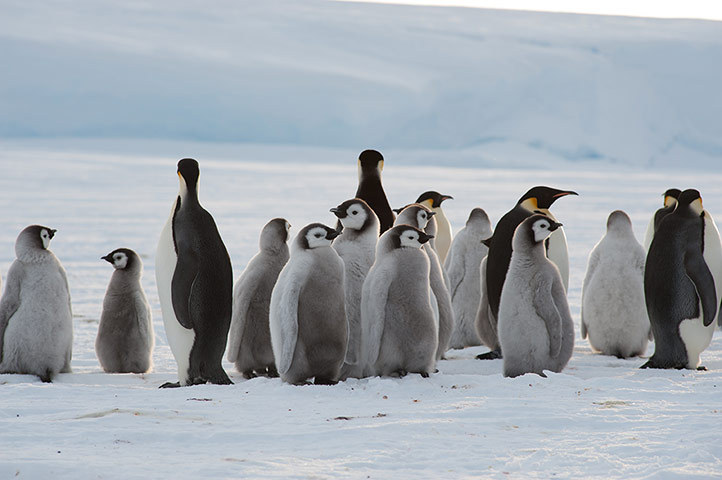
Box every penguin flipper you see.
[581,318,588,340]
[684,248,717,327]
[227,267,262,363]
[361,264,391,368]
[0,261,24,362]
[171,254,199,329]
[534,277,563,358]
[444,243,465,301]
[270,263,304,375]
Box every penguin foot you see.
[159,381,181,388]
[242,370,257,380]
[476,350,502,360]
[39,370,53,383]
[420,372,430,378]
[697,365,708,371]
[390,369,408,378]
[313,377,338,386]
[266,366,279,378]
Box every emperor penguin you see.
[444,208,492,349]
[480,186,576,360]
[581,211,650,358]
[227,218,291,379]
[330,199,380,379]
[0,226,72,382]
[498,215,574,378]
[475,255,499,355]
[643,188,681,251]
[156,158,233,387]
[394,204,454,361]
[361,225,437,377]
[355,149,395,234]
[643,189,718,369]
[96,248,154,373]
[269,223,347,385]
[417,191,454,264]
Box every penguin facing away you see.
[445,208,492,349]
[417,191,454,264]
[96,248,154,373]
[498,215,574,378]
[330,198,380,379]
[362,225,437,378]
[0,226,73,382]
[156,158,233,387]
[227,218,291,379]
[643,189,717,370]
[269,223,347,385]
[475,255,499,355]
[643,188,681,251]
[355,150,395,234]
[581,211,650,358]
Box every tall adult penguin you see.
[643,189,717,370]
[479,186,577,360]
[643,188,681,251]
[355,149,395,234]
[416,191,454,264]
[156,158,233,387]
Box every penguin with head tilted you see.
[362,225,437,378]
[643,188,681,251]
[330,198,380,379]
[227,218,291,379]
[355,149,395,234]
[498,215,574,378]
[417,191,454,264]
[444,208,492,349]
[96,248,154,373]
[0,226,72,382]
[155,158,233,387]
[479,186,577,360]
[643,189,719,370]
[395,204,454,361]
[270,223,347,385]
[581,211,650,358]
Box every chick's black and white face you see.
[111,251,128,269]
[531,218,554,243]
[399,229,425,249]
[305,226,333,249]
[340,203,368,230]
[40,228,54,249]
[416,209,430,229]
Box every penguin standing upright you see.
[355,150,395,234]
[643,189,718,369]
[417,191,454,264]
[156,158,233,387]
[0,226,72,382]
[643,188,681,251]
[479,186,576,360]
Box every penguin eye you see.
[351,210,358,215]
[315,233,323,238]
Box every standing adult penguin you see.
[643,188,681,251]
[330,198,380,379]
[479,186,577,360]
[269,223,347,385]
[362,225,437,378]
[417,191,454,264]
[96,248,154,373]
[498,215,574,378]
[156,158,233,387]
[227,218,291,379]
[581,211,650,358]
[0,226,72,382]
[355,149,395,234]
[643,189,718,370]
[445,208,492,349]
[395,204,454,360]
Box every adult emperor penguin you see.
[581,211,650,358]
[156,158,233,387]
[498,215,574,378]
[395,204,454,360]
[355,149,395,234]
[362,225,437,377]
[643,188,681,251]
[445,208,492,349]
[417,191,454,264]
[479,186,576,360]
[330,198,380,379]
[96,248,154,373]
[643,189,719,369]
[0,226,72,382]
[227,218,291,379]
[269,223,347,385]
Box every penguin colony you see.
[0,152,720,385]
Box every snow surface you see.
[1,142,721,478]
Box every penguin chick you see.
[96,248,154,373]
[362,225,437,378]
[355,149,395,234]
[581,211,649,358]
[498,215,574,378]
[643,188,681,251]
[270,223,347,385]
[417,191,454,264]
[0,226,73,382]
[227,218,291,379]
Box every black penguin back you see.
[356,150,394,234]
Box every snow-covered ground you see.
[1,142,721,478]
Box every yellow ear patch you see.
[421,199,434,208]
[378,160,384,172]
[691,198,704,215]
[664,196,677,208]
[520,197,538,212]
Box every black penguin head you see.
[298,223,343,250]
[388,225,433,250]
[260,218,291,251]
[662,188,682,208]
[102,248,138,270]
[358,150,384,179]
[416,191,453,209]
[517,186,578,212]
[677,189,704,217]
[606,210,633,232]
[519,214,562,247]
[331,198,375,231]
[177,158,200,195]
[15,225,56,257]
[395,204,435,230]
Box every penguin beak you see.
[48,229,57,239]
[392,207,403,214]
[481,236,492,247]
[548,221,563,232]
[427,211,437,218]
[440,195,453,203]
[101,254,114,264]
[327,226,343,240]
[552,190,578,198]
[419,232,434,244]
[330,207,346,219]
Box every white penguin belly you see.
[546,228,569,292]
[703,211,722,326]
[678,304,715,369]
